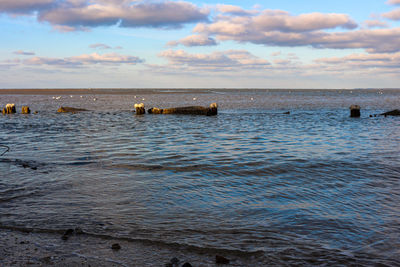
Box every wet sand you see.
[0,228,251,266]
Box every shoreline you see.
[0,227,254,266]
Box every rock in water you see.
[21,106,30,114]
[111,243,121,250]
[215,255,230,264]
[57,107,88,113]
[61,228,74,240]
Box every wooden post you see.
[350,105,360,117]
[22,106,31,114]
[3,104,16,114]
[134,103,145,115]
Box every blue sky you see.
[1,0,400,89]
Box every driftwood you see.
[381,109,400,116]
[57,107,88,113]
[147,103,218,116]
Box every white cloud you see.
[382,8,400,20]
[0,0,53,13]
[0,1,209,30]
[189,8,400,53]
[216,4,258,16]
[38,1,209,29]
[363,19,389,28]
[14,50,36,56]
[387,0,400,5]
[22,52,143,67]
[158,49,270,71]
[167,34,217,47]
[89,43,112,49]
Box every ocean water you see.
[1,89,400,265]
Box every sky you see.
[1,0,400,89]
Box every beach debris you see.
[350,105,361,118]
[21,106,31,114]
[381,109,400,116]
[148,103,218,116]
[134,103,146,115]
[111,243,121,250]
[215,255,230,264]
[57,106,88,113]
[2,103,16,114]
[181,263,193,267]
[61,229,74,240]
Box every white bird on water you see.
[93,98,97,101]
[193,97,197,101]
[55,96,61,100]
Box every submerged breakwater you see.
[1,89,400,265]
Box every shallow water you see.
[1,89,400,265]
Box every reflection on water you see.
[1,89,400,265]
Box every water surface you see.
[1,89,400,265]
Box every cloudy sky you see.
[1,0,400,89]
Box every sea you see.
[0,89,399,266]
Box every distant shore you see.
[0,88,211,95]
[1,88,399,96]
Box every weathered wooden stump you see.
[350,105,360,117]
[134,103,145,115]
[21,106,31,114]
[2,104,16,114]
